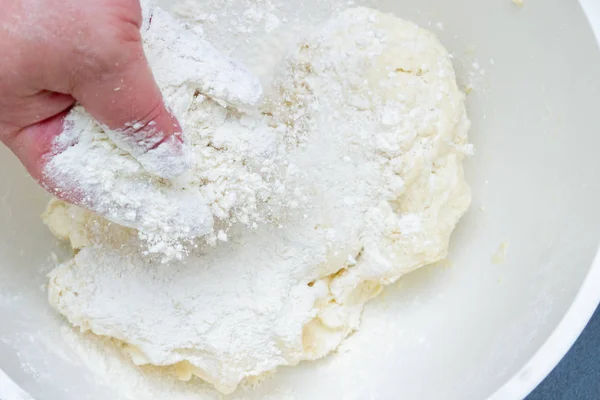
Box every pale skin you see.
[0,0,183,203]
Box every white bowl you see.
[2,0,600,399]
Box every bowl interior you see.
[1,0,600,399]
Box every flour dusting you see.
[44,5,270,261]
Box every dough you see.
[45,7,471,394]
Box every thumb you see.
[72,49,189,179]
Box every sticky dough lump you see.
[45,7,471,395]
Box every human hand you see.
[0,0,186,201]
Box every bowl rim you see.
[489,2,600,397]
[2,2,600,399]
[489,250,600,399]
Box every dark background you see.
[527,306,600,400]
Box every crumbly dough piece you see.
[45,7,471,394]
[44,5,268,262]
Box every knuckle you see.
[135,100,165,128]
[123,101,170,151]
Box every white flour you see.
[44,4,472,397]
[44,4,270,261]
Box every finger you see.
[71,50,189,179]
[6,110,73,194]
[3,92,75,184]
[1,91,75,131]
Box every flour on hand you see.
[44,4,266,261]
[45,6,471,395]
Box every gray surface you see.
[527,306,600,400]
